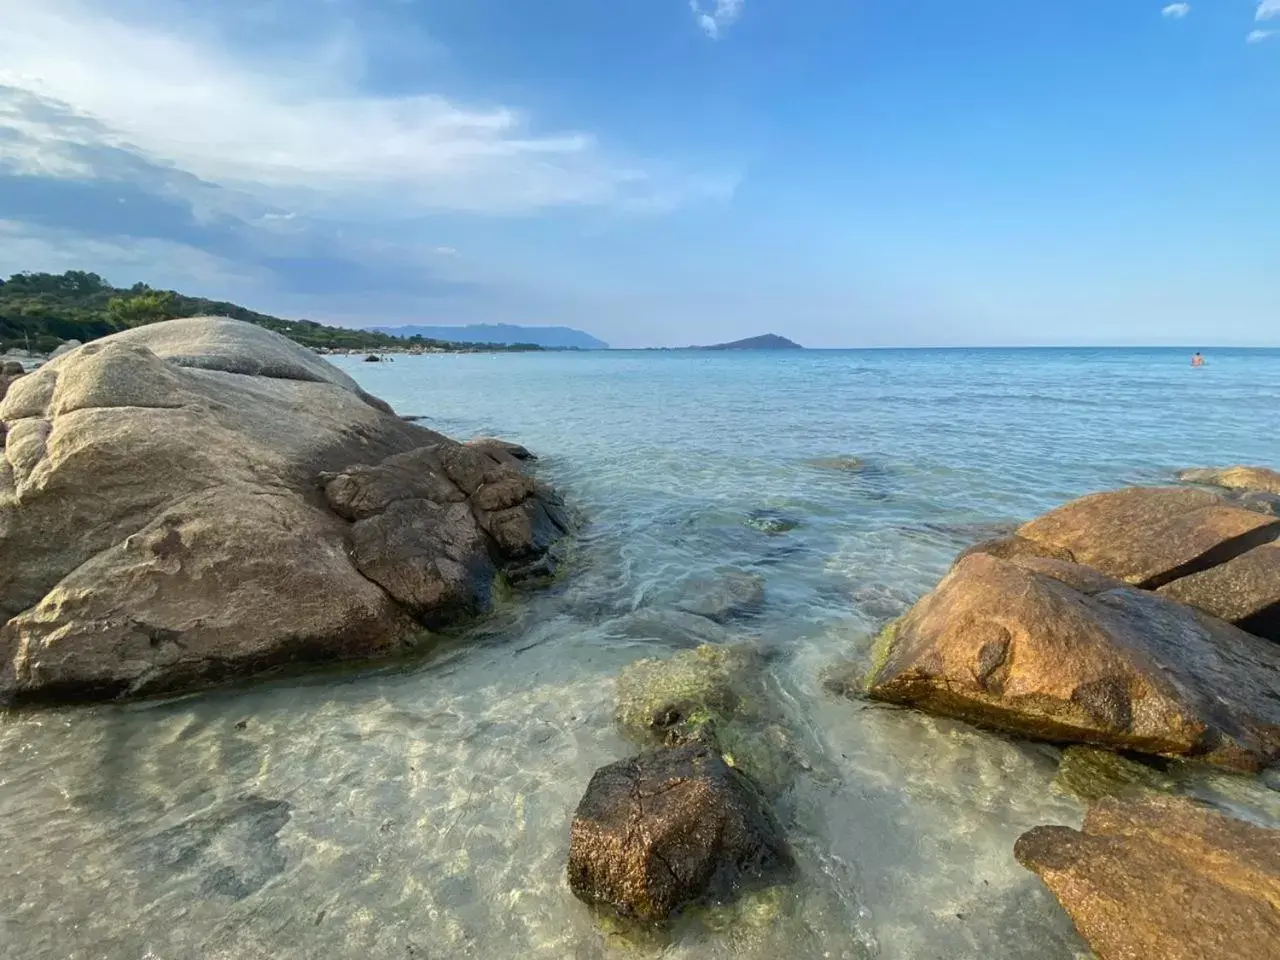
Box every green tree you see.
[106,290,175,328]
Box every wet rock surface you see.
[0,318,568,703]
[566,742,791,924]
[863,551,1280,771]
[1015,795,1280,960]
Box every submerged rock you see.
[744,508,801,535]
[606,608,739,649]
[567,742,791,924]
[1015,796,1280,960]
[0,318,568,703]
[803,456,865,472]
[863,552,1280,771]
[661,569,766,624]
[1052,746,1175,803]
[615,642,813,800]
[616,644,765,746]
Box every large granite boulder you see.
[1015,796,1280,960]
[965,486,1280,640]
[567,742,790,923]
[0,318,568,702]
[863,552,1280,771]
[1013,486,1280,589]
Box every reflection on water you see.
[4,348,1279,959]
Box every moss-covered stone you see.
[863,617,901,689]
[614,643,801,796]
[615,643,765,745]
[1053,746,1175,803]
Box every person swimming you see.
[1192,352,1205,367]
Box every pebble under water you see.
[4,347,1280,960]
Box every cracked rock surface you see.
[0,318,568,703]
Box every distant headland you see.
[371,323,609,350]
[696,334,803,351]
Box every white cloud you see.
[432,246,459,256]
[1247,28,1278,41]
[1161,3,1191,18]
[690,0,744,39]
[1259,0,1280,20]
[0,0,730,217]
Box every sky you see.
[0,0,1277,348]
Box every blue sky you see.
[0,0,1277,348]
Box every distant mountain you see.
[697,334,803,351]
[372,323,608,350]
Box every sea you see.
[3,347,1280,960]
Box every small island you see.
[696,333,803,351]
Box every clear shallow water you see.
[4,347,1280,960]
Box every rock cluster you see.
[0,318,568,702]
[849,473,1280,959]
[568,643,795,924]
[1015,796,1280,960]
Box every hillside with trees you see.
[0,271,541,353]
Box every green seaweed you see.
[862,617,902,690]
[614,643,800,795]
[1052,746,1176,803]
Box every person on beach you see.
[1192,352,1204,367]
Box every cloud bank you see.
[0,0,724,219]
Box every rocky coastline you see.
[2,320,1278,957]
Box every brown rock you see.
[567,742,790,923]
[954,533,1073,567]
[1158,541,1280,641]
[1015,796,1280,960]
[466,436,536,465]
[865,552,1280,771]
[1179,465,1280,497]
[1017,486,1280,589]
[0,318,568,703]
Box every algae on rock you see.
[614,643,801,796]
[1052,747,1175,803]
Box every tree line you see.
[0,271,542,353]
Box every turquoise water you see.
[3,348,1279,960]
